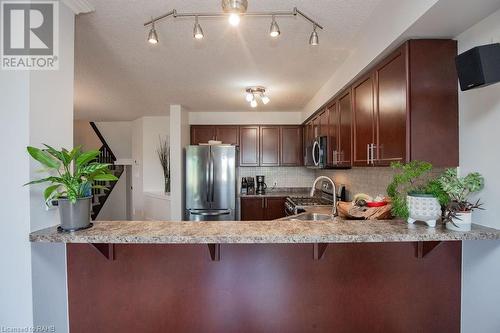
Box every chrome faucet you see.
[310,176,337,216]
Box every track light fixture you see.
[147,19,159,44]
[193,16,204,39]
[309,24,319,46]
[245,87,270,108]
[269,15,280,38]
[144,4,323,46]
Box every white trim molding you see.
[62,0,95,14]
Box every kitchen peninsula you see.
[30,219,500,332]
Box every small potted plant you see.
[25,145,118,231]
[387,161,449,227]
[439,169,484,231]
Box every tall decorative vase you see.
[164,176,170,193]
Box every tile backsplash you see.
[239,167,316,188]
[316,167,445,201]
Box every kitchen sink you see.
[287,213,335,221]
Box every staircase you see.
[89,122,124,220]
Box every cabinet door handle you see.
[371,144,376,164]
[367,144,370,165]
[262,198,265,209]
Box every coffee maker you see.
[256,175,267,195]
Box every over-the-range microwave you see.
[305,136,351,169]
[305,136,328,169]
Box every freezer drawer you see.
[186,209,235,221]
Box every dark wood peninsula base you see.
[67,242,461,333]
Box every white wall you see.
[142,117,170,192]
[96,172,128,220]
[30,5,74,330]
[0,67,32,328]
[302,0,439,120]
[95,121,132,159]
[189,111,302,125]
[0,3,75,330]
[170,106,189,220]
[457,9,500,333]
[131,118,144,219]
[131,116,170,220]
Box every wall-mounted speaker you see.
[455,43,500,91]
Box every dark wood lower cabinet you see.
[240,197,286,221]
[263,197,286,220]
[240,197,265,221]
[67,242,461,333]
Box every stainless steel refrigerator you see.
[185,145,237,221]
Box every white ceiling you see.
[74,0,384,120]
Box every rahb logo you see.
[1,0,59,70]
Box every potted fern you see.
[439,169,484,231]
[25,145,118,231]
[387,161,448,227]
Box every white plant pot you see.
[407,194,441,228]
[446,211,472,232]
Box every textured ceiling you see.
[74,0,384,120]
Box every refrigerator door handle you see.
[206,151,211,203]
[189,209,231,216]
[210,149,215,203]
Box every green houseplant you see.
[387,161,448,227]
[25,145,118,231]
[438,169,484,231]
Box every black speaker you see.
[455,43,500,91]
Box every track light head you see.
[250,99,258,108]
[269,16,280,38]
[309,25,319,46]
[193,16,204,39]
[261,94,270,105]
[148,21,159,44]
[245,92,254,102]
[228,13,240,26]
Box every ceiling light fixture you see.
[144,4,323,46]
[193,16,204,39]
[269,15,280,38]
[245,86,270,108]
[147,19,159,44]
[309,24,319,46]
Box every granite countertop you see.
[239,187,310,198]
[29,218,500,244]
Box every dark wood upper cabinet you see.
[281,126,303,166]
[337,90,352,167]
[327,102,338,166]
[239,126,260,166]
[407,40,458,167]
[260,126,280,166]
[352,74,375,166]
[312,116,320,138]
[307,39,458,168]
[374,47,407,166]
[319,110,329,137]
[191,126,215,145]
[216,126,239,145]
